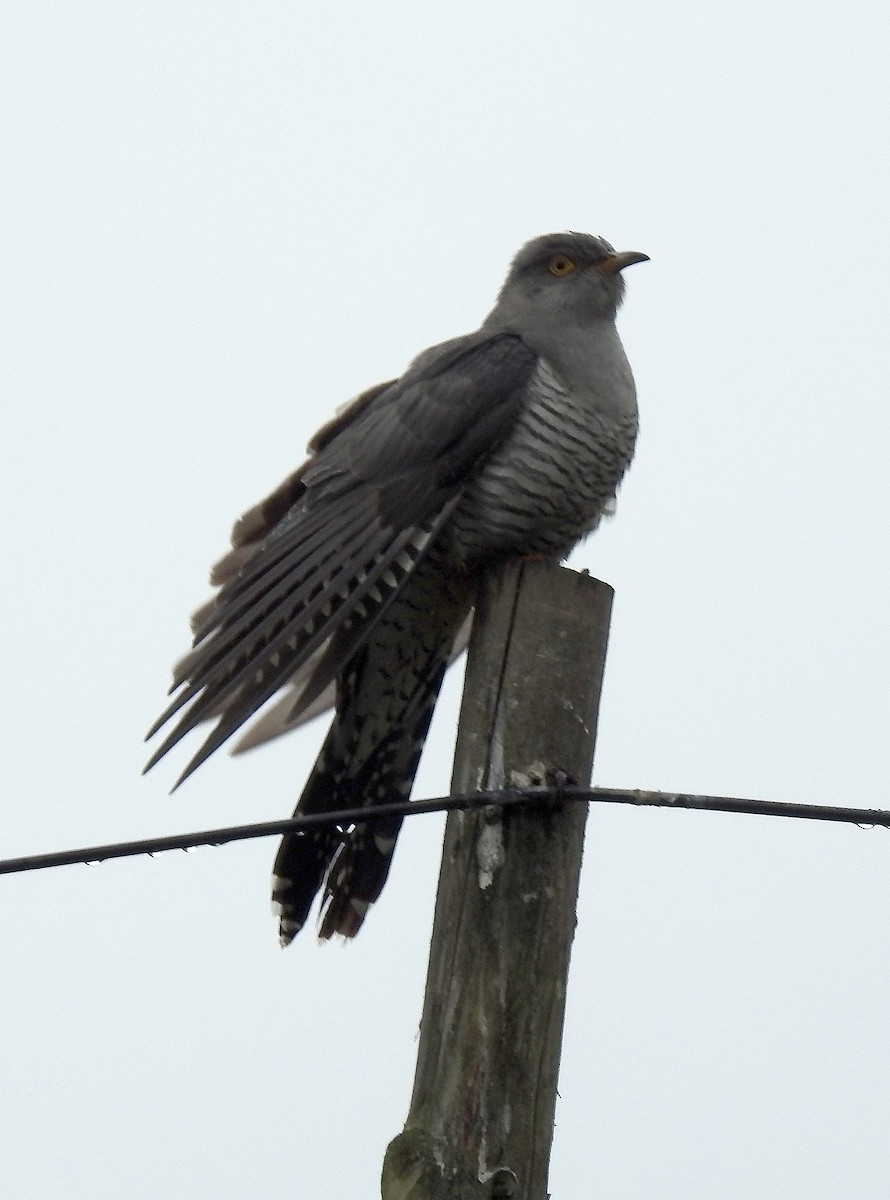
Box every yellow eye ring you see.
[547,254,576,276]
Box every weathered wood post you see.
[383,560,614,1200]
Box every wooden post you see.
[382,561,614,1200]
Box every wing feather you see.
[228,610,474,753]
[146,511,438,778]
[146,332,538,780]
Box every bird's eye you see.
[547,254,576,276]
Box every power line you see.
[1,787,887,879]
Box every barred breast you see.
[448,356,638,566]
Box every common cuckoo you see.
[146,232,647,942]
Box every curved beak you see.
[597,250,650,275]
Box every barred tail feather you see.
[270,553,470,943]
[271,756,345,945]
[317,811,404,940]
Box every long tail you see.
[271,556,471,942]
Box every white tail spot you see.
[278,918,303,945]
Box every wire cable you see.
[1,787,887,877]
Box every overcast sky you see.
[3,2,889,1197]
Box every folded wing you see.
[145,332,538,785]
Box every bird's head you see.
[491,232,648,326]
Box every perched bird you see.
[145,232,647,943]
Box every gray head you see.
[489,232,648,327]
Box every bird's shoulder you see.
[316,330,541,478]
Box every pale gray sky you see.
[3,2,889,1197]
